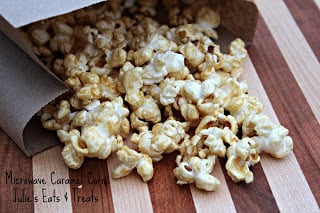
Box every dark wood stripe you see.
[283,0,320,60]
[148,152,196,213]
[248,15,320,204]
[219,157,280,213]
[69,158,114,213]
[0,129,34,212]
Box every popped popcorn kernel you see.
[134,48,154,66]
[177,96,200,121]
[132,95,161,124]
[195,7,220,39]
[25,0,293,192]
[228,38,247,63]
[226,138,260,183]
[106,48,127,68]
[226,95,264,124]
[30,28,51,46]
[179,42,205,68]
[242,113,293,158]
[159,78,185,106]
[113,145,154,182]
[174,155,220,191]
[62,143,85,169]
[131,118,188,162]
[142,51,185,85]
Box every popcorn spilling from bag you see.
[24,0,293,191]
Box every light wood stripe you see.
[107,153,154,213]
[254,0,320,123]
[314,0,320,9]
[248,9,320,203]
[32,146,73,213]
[191,161,236,213]
[283,0,320,60]
[243,57,319,212]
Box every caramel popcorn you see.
[174,155,220,191]
[226,95,264,124]
[226,138,260,183]
[112,145,154,182]
[178,42,205,67]
[242,113,293,158]
[142,51,185,85]
[195,7,220,39]
[131,118,188,162]
[26,0,293,191]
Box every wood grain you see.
[107,153,154,213]
[148,152,196,213]
[242,56,318,212]
[190,160,236,213]
[69,158,114,213]
[313,0,320,9]
[248,16,320,204]
[0,129,34,213]
[284,0,320,59]
[0,0,319,212]
[255,0,320,123]
[32,146,73,212]
[219,157,280,213]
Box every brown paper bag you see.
[0,0,258,157]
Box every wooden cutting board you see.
[1,0,319,212]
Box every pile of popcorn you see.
[22,0,293,191]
